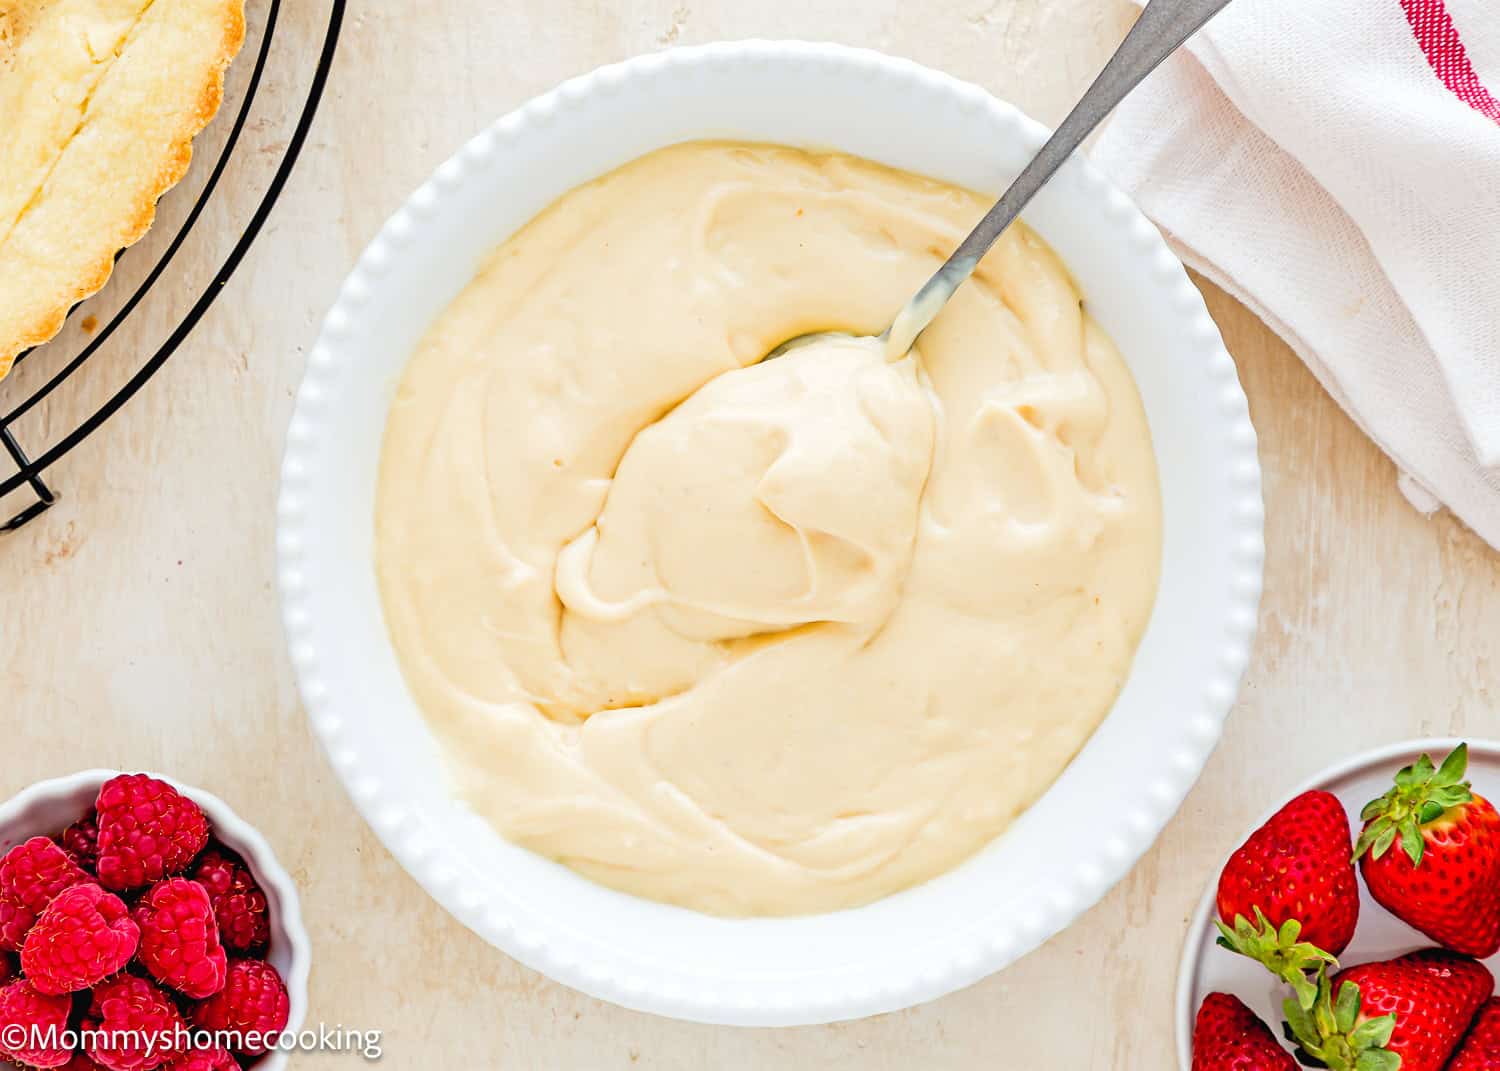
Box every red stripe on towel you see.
[1401,0,1500,123]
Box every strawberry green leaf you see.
[1354,818,1393,861]
[1354,1051,1401,1071]
[1435,742,1469,784]
[1283,972,1400,1071]
[1313,979,1340,1040]
[1291,972,1321,1013]
[1293,1046,1324,1068]
[1349,1014,1395,1050]
[1334,981,1360,1033]
[1373,824,1398,861]
[1285,1018,1327,1069]
[1218,910,1337,1010]
[1433,785,1472,808]
[1400,821,1424,867]
[1358,742,1475,869]
[1284,994,1319,1051]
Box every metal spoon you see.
[772,0,1234,362]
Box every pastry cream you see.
[375,142,1163,916]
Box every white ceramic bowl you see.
[0,770,310,1069]
[1175,739,1500,1069]
[277,40,1264,1025]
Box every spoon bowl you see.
[279,38,1263,1026]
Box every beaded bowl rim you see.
[277,39,1263,1025]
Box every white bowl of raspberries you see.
[0,771,309,1071]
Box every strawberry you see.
[1283,949,1493,1071]
[1215,790,1358,1006]
[1192,993,1298,1070]
[1451,998,1500,1071]
[1355,743,1500,957]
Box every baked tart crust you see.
[0,0,247,380]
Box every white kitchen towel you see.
[1090,0,1500,548]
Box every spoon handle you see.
[884,0,1234,357]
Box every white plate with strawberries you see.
[1178,738,1500,1070]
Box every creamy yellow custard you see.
[375,142,1162,916]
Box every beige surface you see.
[2,0,1498,1066]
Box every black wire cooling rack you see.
[0,0,345,532]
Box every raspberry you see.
[0,837,90,950]
[60,1054,109,1071]
[0,978,74,1068]
[161,1047,237,1071]
[95,776,209,893]
[191,850,269,954]
[190,959,289,1055]
[84,974,185,1071]
[62,814,101,872]
[21,883,141,995]
[133,879,226,999]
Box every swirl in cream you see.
[375,142,1162,915]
